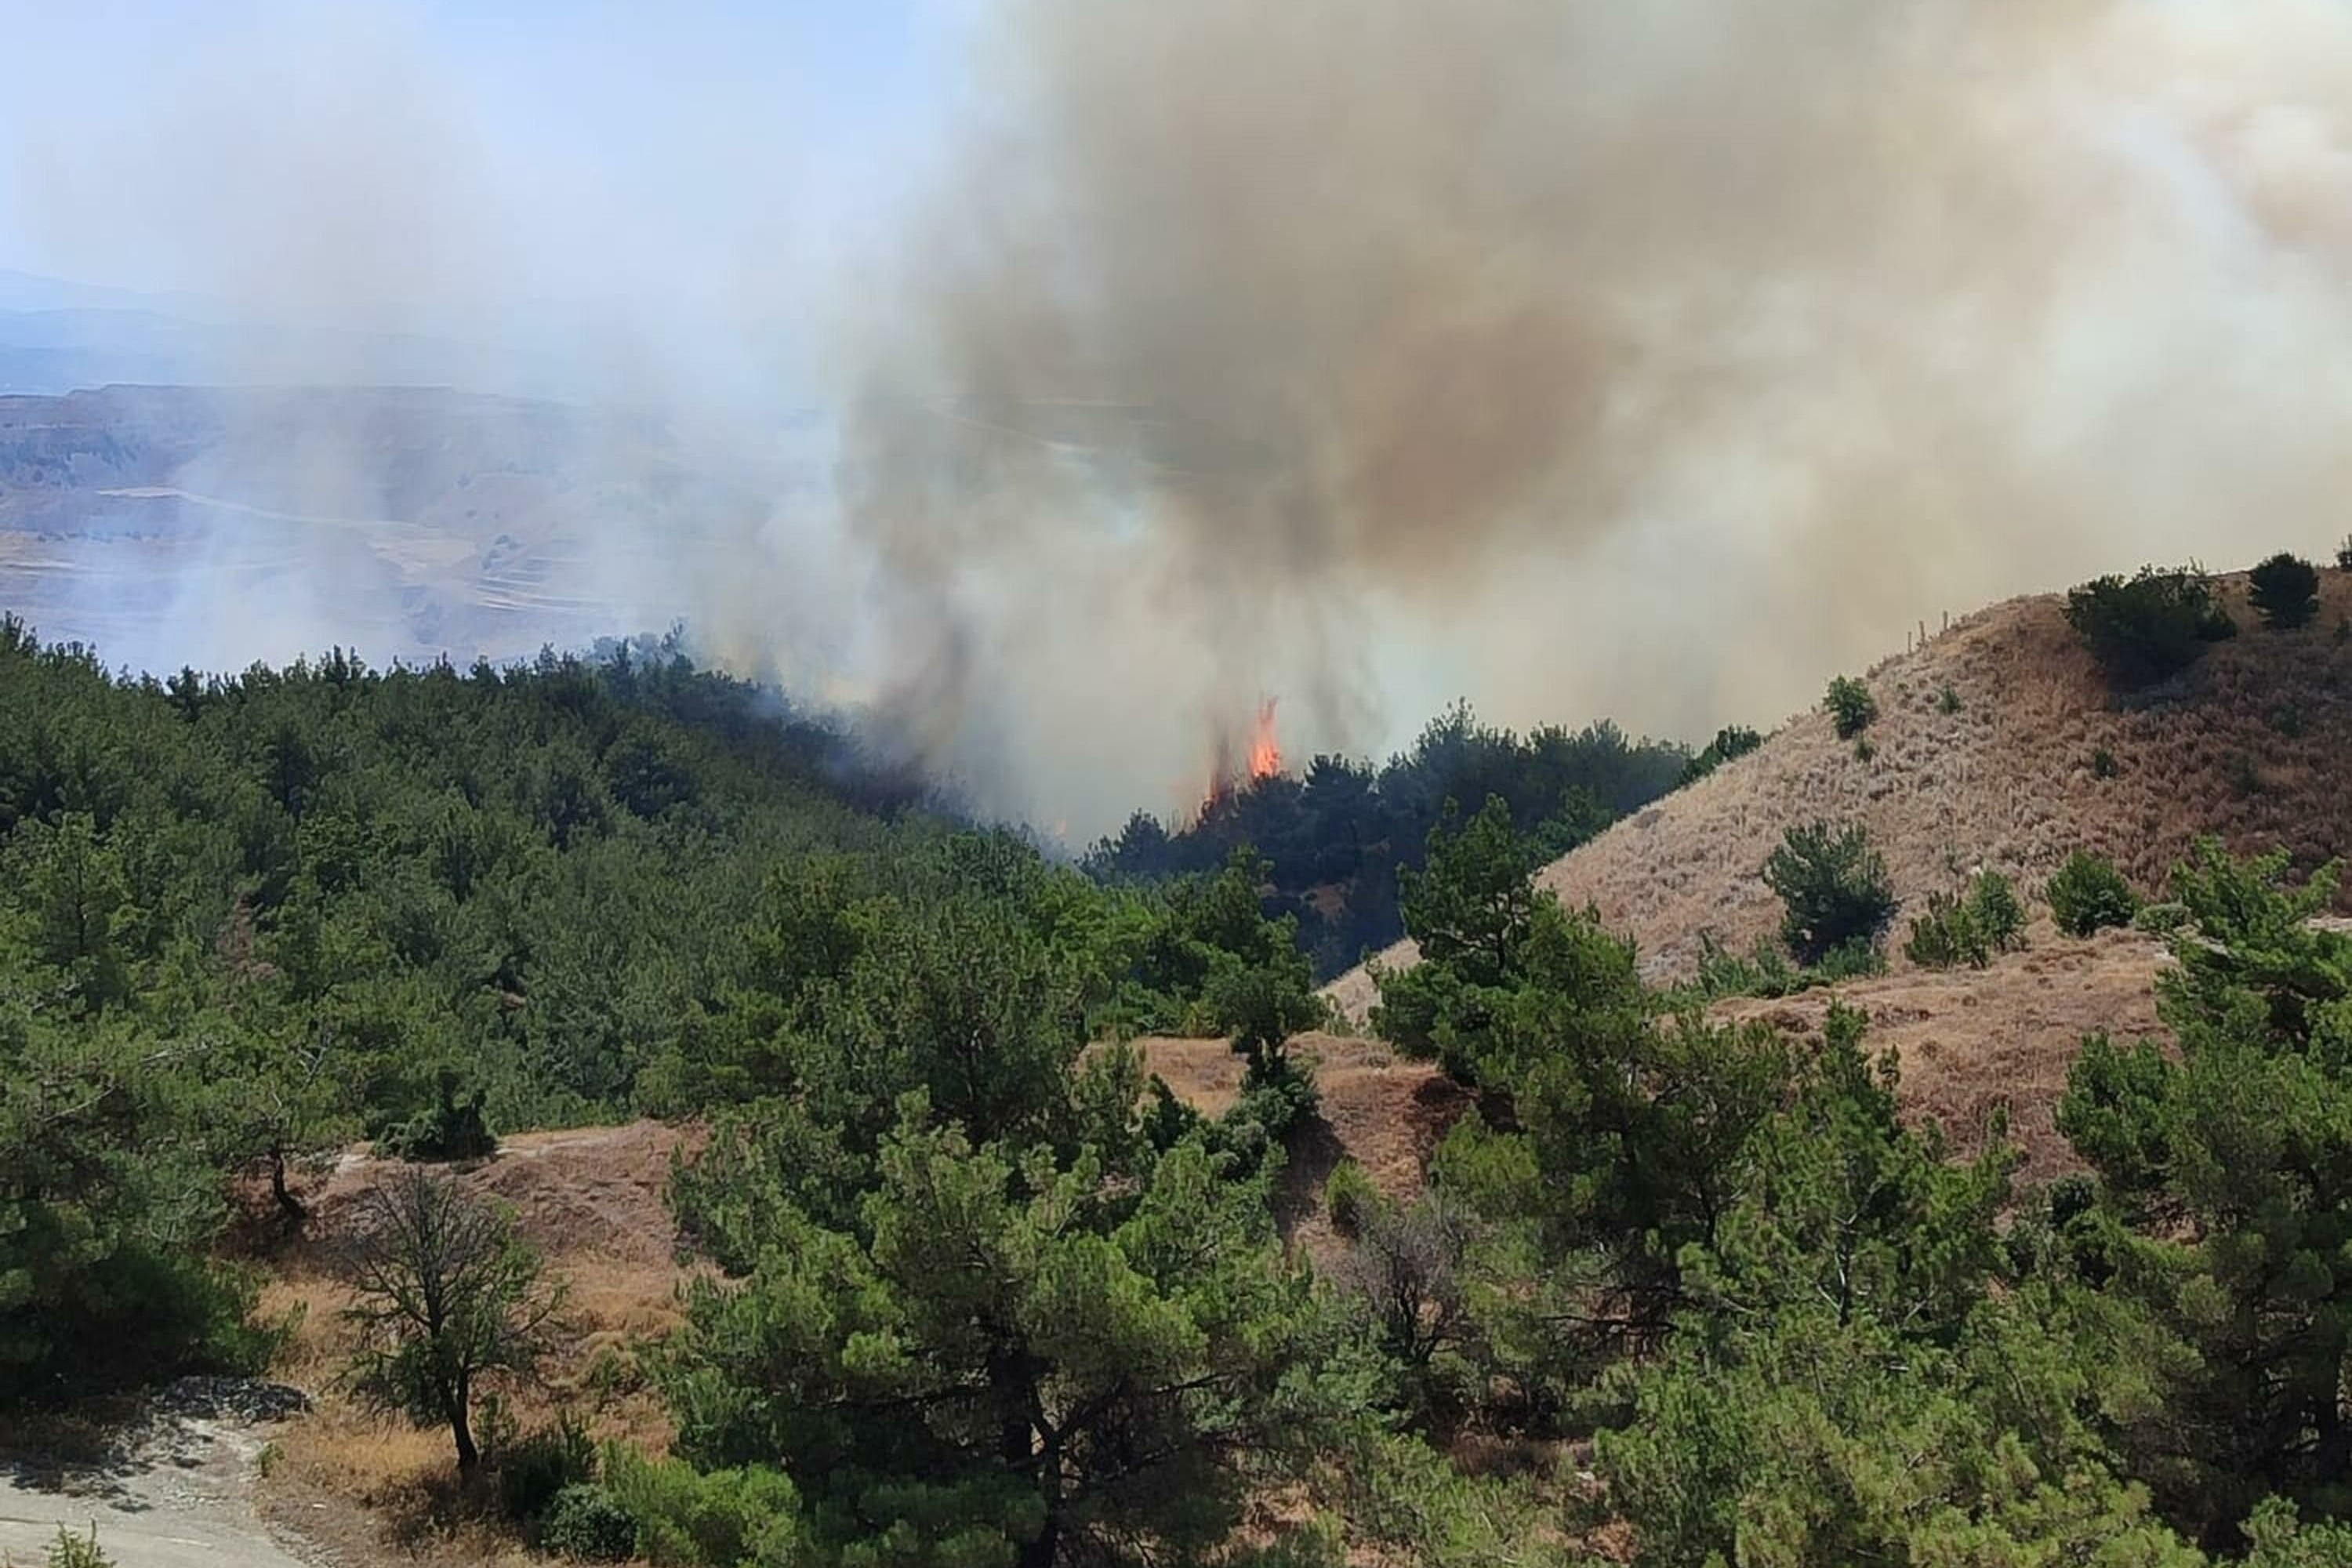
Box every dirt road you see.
[0,1381,320,1568]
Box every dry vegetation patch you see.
[251,1122,696,1566]
[1330,571,2352,1012]
[1134,1032,1472,1265]
[1317,571,2350,1182]
[1711,926,2172,1184]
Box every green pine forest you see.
[13,601,2352,1567]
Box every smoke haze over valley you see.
[9,0,2352,833]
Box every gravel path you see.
[0,1381,324,1568]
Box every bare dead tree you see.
[339,1167,564,1472]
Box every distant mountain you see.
[0,267,216,318]
[0,269,589,399]
[0,383,831,673]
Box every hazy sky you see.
[11,0,2352,837]
[0,0,973,376]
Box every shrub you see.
[2131,900,2190,936]
[602,1446,804,1567]
[1763,821,1896,964]
[2063,564,2234,688]
[1937,684,1964,715]
[1853,736,1876,764]
[2270,703,2306,739]
[499,1414,598,1523]
[2091,746,2119,780]
[2250,551,2321,630]
[2339,534,2352,572]
[539,1484,638,1562]
[2047,851,2140,938]
[1971,870,2027,952]
[45,1524,112,1568]
[1825,676,1878,739]
[1327,1161,1380,1238]
[377,1069,496,1163]
[1679,934,1883,1004]
[1904,874,2023,971]
[1905,891,1983,970]
[1811,937,1890,985]
[1690,935,1791,1001]
[1203,1054,1322,1177]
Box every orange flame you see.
[1248,697,1283,780]
[1196,696,1284,818]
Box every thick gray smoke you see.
[828,0,2352,829]
[16,1,2352,835]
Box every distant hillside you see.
[0,384,828,670]
[1330,567,2352,1015]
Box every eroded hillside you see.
[1330,568,2352,1018]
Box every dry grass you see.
[1330,569,2352,1018]
[1712,925,2172,1184]
[1272,933,2176,1217]
[252,1122,695,1567]
[1315,571,2347,1192]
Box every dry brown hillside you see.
[1329,568,2352,1018]
[251,1123,695,1567]
[1152,927,2173,1244]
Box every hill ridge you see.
[1328,568,2352,1020]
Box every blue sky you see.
[0,0,975,343]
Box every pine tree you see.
[662,1104,1378,1568]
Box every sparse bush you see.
[539,1483,638,1562]
[1937,684,1964,715]
[2270,703,2305,739]
[2231,754,2264,797]
[2250,551,2321,630]
[582,1344,644,1404]
[2339,534,2352,571]
[1679,724,1764,786]
[1825,676,1878,739]
[1810,937,1889,985]
[1327,1160,1380,1238]
[2064,564,2234,688]
[1853,736,1876,764]
[1972,870,2027,953]
[1763,821,1896,965]
[1904,873,2024,971]
[2047,851,2140,938]
[500,1414,599,1523]
[44,1524,112,1568]
[1335,1193,1479,1425]
[1905,892,1983,970]
[2092,746,2120,780]
[1679,933,1883,1004]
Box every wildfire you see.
[1196,696,1285,818]
[1248,697,1283,780]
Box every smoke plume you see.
[17,2,2352,835]
[828,0,2352,829]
